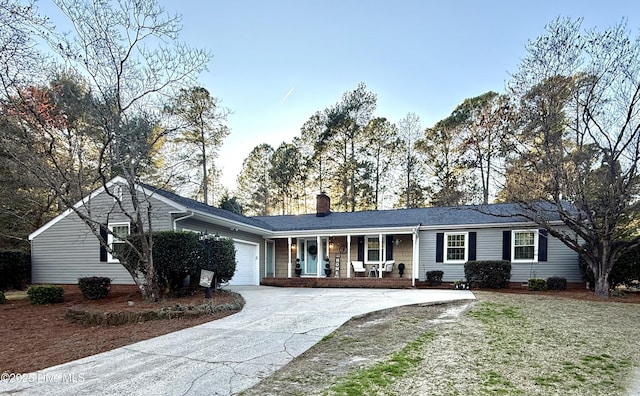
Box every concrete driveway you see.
[0,286,474,395]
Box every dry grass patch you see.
[392,292,640,395]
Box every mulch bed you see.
[0,285,241,375]
[1,284,637,375]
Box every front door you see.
[265,240,275,277]
[305,239,318,275]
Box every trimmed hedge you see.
[0,250,31,291]
[547,276,567,290]
[78,277,111,300]
[464,260,511,289]
[426,270,444,286]
[27,285,64,305]
[528,278,547,291]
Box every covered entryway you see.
[228,240,259,286]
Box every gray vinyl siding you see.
[174,218,266,279]
[419,227,581,283]
[31,188,179,285]
[31,213,134,284]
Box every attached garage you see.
[228,240,260,286]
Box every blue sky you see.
[38,0,640,189]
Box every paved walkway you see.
[0,287,474,395]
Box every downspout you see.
[412,224,421,287]
[172,211,195,230]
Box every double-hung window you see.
[107,223,130,263]
[366,236,381,263]
[445,232,467,263]
[512,230,537,262]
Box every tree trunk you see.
[594,271,610,297]
[590,245,613,298]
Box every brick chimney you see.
[316,192,330,217]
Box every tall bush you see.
[124,231,236,295]
[207,237,237,287]
[579,244,640,288]
[464,260,511,288]
[0,250,31,290]
[150,231,204,293]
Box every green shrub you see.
[124,231,236,295]
[0,250,31,290]
[209,237,237,286]
[426,270,444,286]
[528,278,547,291]
[0,290,5,304]
[27,285,64,305]
[547,276,567,290]
[464,260,511,289]
[78,277,111,299]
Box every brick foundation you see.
[261,277,413,289]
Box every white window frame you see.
[365,235,383,264]
[511,229,538,263]
[444,232,468,263]
[107,222,130,263]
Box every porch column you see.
[316,235,322,278]
[412,227,419,286]
[287,237,292,278]
[378,233,384,278]
[347,235,352,278]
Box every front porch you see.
[265,232,419,286]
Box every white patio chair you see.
[381,260,394,277]
[351,261,366,277]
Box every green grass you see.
[325,330,437,395]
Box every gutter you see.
[172,211,195,230]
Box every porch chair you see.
[381,260,395,277]
[351,261,366,277]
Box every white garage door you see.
[228,240,259,286]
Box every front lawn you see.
[386,291,640,395]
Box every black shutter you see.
[357,236,365,261]
[130,221,138,234]
[538,229,548,262]
[435,233,444,263]
[386,235,394,260]
[99,224,108,262]
[502,230,511,261]
[468,232,477,261]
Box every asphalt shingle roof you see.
[141,183,274,231]
[254,203,535,232]
[142,182,551,233]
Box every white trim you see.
[107,222,130,263]
[443,231,468,264]
[364,235,384,264]
[511,229,539,263]
[418,221,563,231]
[28,176,185,241]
